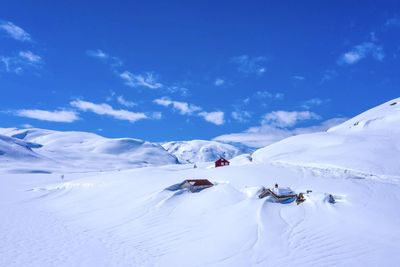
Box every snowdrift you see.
[253,98,400,176]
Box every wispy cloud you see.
[0,56,23,74]
[19,51,42,63]
[338,42,384,65]
[214,117,346,148]
[87,49,189,95]
[214,78,225,86]
[166,85,190,97]
[86,49,122,68]
[198,111,225,125]
[385,17,400,28]
[254,91,284,100]
[120,71,163,89]
[0,51,43,74]
[231,111,251,123]
[70,99,149,122]
[15,109,79,122]
[0,21,31,42]
[153,97,201,115]
[116,95,137,108]
[231,55,267,75]
[301,98,329,109]
[86,49,109,59]
[261,110,320,128]
[320,69,337,84]
[292,75,305,81]
[153,97,224,125]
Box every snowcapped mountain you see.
[0,128,178,171]
[253,98,400,176]
[162,140,242,163]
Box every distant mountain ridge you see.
[162,140,244,163]
[0,128,179,171]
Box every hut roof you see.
[185,179,213,186]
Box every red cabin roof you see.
[185,179,213,186]
[215,157,230,167]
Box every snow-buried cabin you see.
[215,157,229,168]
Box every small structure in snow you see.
[328,194,336,204]
[215,157,230,168]
[259,185,299,204]
[166,179,214,193]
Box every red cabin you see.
[215,157,230,168]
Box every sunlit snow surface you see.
[1,98,400,266]
[1,162,400,267]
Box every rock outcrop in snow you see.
[162,140,242,163]
[252,97,400,176]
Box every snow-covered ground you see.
[2,162,400,267]
[1,98,400,266]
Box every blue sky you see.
[0,1,399,143]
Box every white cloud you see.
[70,99,148,122]
[0,51,43,74]
[19,51,42,63]
[254,91,284,100]
[385,17,400,27]
[231,111,251,123]
[198,111,225,125]
[153,97,224,125]
[153,97,201,115]
[0,22,42,74]
[117,95,137,108]
[231,55,267,75]
[167,85,190,96]
[15,109,79,123]
[262,110,320,128]
[152,112,162,120]
[86,49,109,59]
[0,21,31,42]
[214,78,225,86]
[87,49,189,95]
[292,75,305,80]
[0,56,22,74]
[320,69,337,84]
[301,98,329,109]
[214,117,346,148]
[120,71,163,89]
[21,123,33,128]
[87,49,122,68]
[338,42,384,65]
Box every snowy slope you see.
[0,128,178,171]
[253,98,400,176]
[1,98,400,267]
[2,161,399,267]
[0,133,41,160]
[162,140,241,163]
